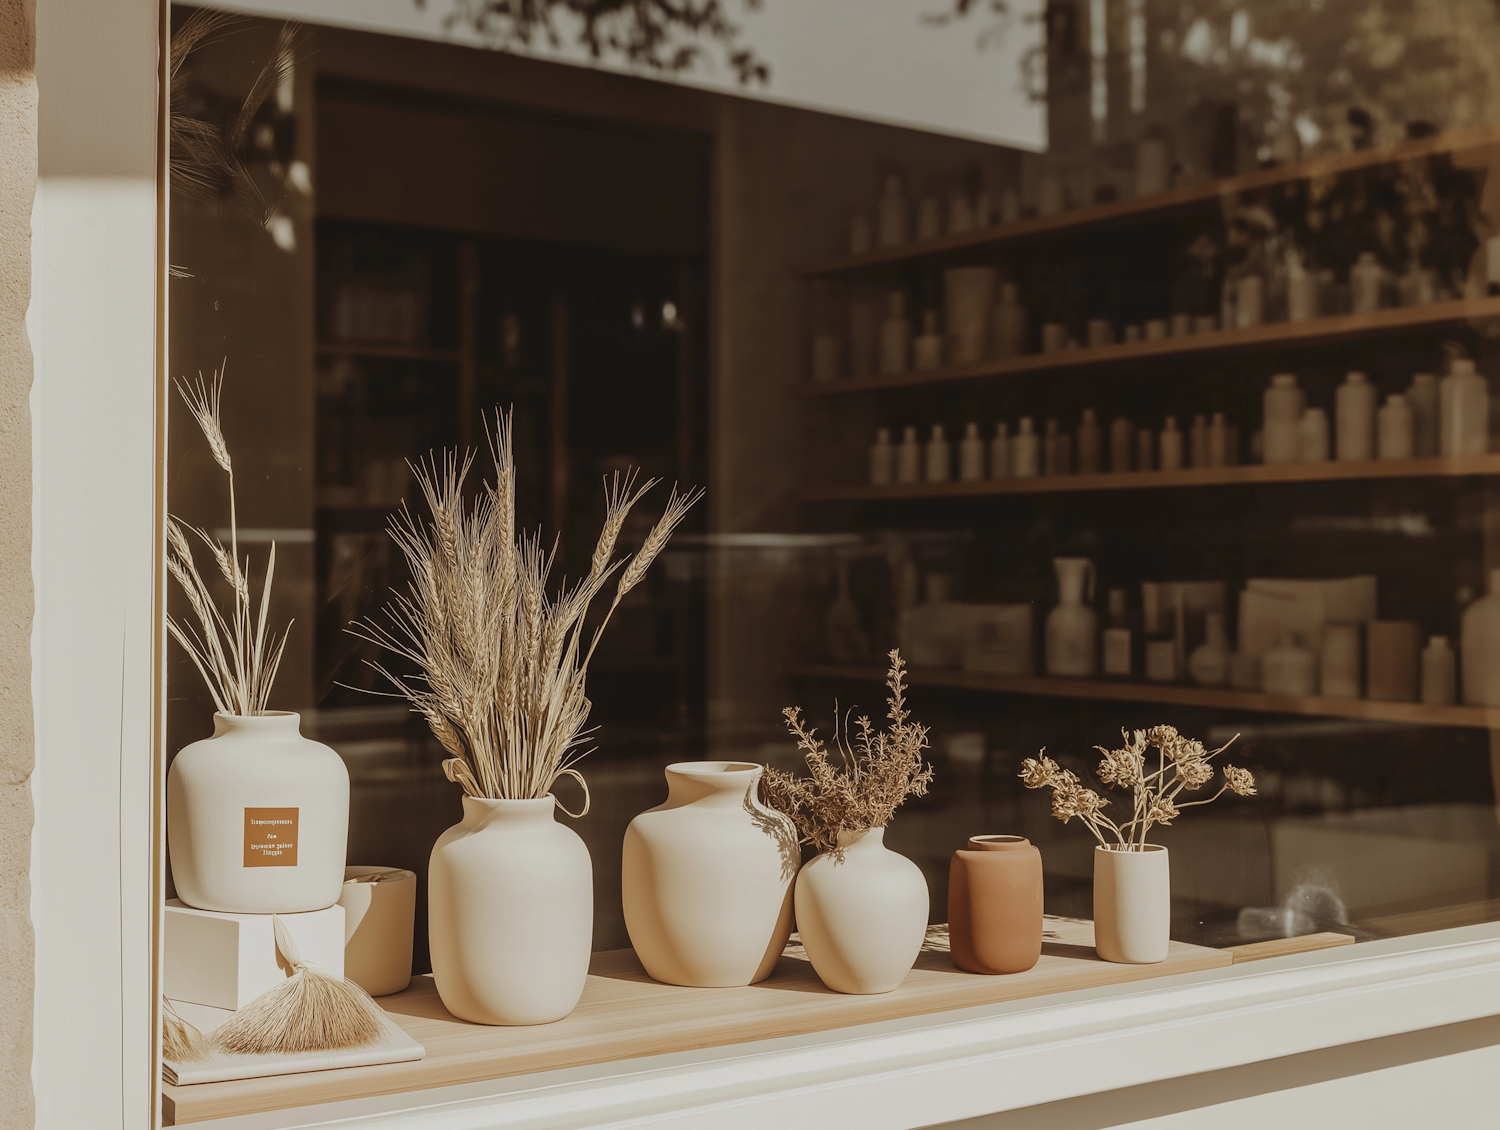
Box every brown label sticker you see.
[244,807,299,867]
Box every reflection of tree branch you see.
[924,0,1045,104]
[427,0,770,85]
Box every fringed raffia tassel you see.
[162,996,211,1062]
[212,915,386,1055]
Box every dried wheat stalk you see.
[167,365,291,715]
[213,916,385,1056]
[354,409,701,807]
[161,997,210,1063]
[1020,726,1255,851]
[762,650,934,856]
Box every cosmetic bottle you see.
[925,424,952,483]
[1350,251,1384,314]
[869,428,894,485]
[1076,409,1103,474]
[1101,589,1134,678]
[1235,274,1264,328]
[1045,558,1097,677]
[958,422,985,481]
[1299,407,1330,462]
[1440,357,1490,457]
[1086,319,1114,348]
[878,291,911,375]
[1263,373,1306,463]
[1287,250,1318,322]
[896,426,921,484]
[913,310,943,371]
[1262,634,1317,696]
[1377,393,1414,459]
[1208,413,1230,467]
[1336,371,1376,461]
[1187,612,1230,686]
[993,283,1028,359]
[1422,636,1457,706]
[1012,417,1040,478]
[1158,417,1184,471]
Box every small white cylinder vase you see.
[1093,845,1170,964]
[168,711,350,914]
[794,827,929,994]
[623,762,799,987]
[340,867,416,997]
[428,796,592,1025]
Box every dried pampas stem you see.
[212,916,385,1056]
[161,996,210,1063]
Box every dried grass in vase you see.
[354,410,701,812]
[762,650,934,855]
[1020,725,1255,852]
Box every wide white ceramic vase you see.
[622,761,798,987]
[795,827,928,994]
[1093,844,1170,964]
[428,795,592,1025]
[167,711,350,914]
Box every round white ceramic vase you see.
[622,761,799,987]
[1093,844,1170,964]
[167,711,350,913]
[795,827,929,994]
[428,795,592,1025]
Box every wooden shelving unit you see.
[804,453,1500,502]
[315,341,462,364]
[798,121,1500,279]
[791,663,1500,730]
[800,296,1500,396]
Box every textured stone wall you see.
[0,0,35,1127]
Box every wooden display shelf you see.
[800,296,1500,396]
[162,919,1231,1125]
[798,121,1500,278]
[790,664,1500,731]
[316,341,462,363]
[803,453,1500,502]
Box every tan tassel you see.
[212,915,385,1055]
[162,996,211,1062]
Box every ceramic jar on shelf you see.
[167,711,350,914]
[428,795,592,1025]
[948,835,1043,975]
[622,761,799,987]
[795,826,928,994]
[1094,845,1170,964]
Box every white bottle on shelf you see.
[1462,568,1500,705]
[990,423,1011,479]
[877,173,909,248]
[1077,409,1103,474]
[1262,634,1317,696]
[1408,373,1440,457]
[896,426,921,484]
[1012,417,1040,478]
[958,423,985,481]
[1188,613,1230,686]
[993,283,1028,359]
[1102,589,1133,677]
[1350,252,1384,314]
[925,424,952,483]
[1422,636,1457,706]
[1299,407,1330,462]
[1263,374,1305,463]
[1159,417,1184,471]
[869,428,894,485]
[913,310,943,370]
[1440,357,1490,457]
[878,292,911,375]
[1287,250,1318,321]
[1235,274,1264,328]
[1045,558,1097,677]
[1336,371,1376,461]
[1377,393,1414,459]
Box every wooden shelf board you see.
[789,664,1500,731]
[1225,932,1356,964]
[800,297,1500,396]
[799,121,1500,278]
[803,454,1500,502]
[316,341,462,363]
[161,918,1229,1125]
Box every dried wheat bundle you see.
[763,650,934,856]
[213,916,385,1056]
[161,997,210,1063]
[166,365,291,715]
[1020,725,1255,851]
[355,409,701,807]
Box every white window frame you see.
[24,2,1500,1128]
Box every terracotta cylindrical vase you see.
[428,796,592,1025]
[1093,844,1170,964]
[795,827,929,994]
[622,762,799,987]
[167,711,350,914]
[948,835,1043,974]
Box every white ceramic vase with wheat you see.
[169,712,350,913]
[1093,844,1170,964]
[622,762,799,987]
[794,827,928,994]
[428,796,592,1024]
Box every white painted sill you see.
[193,922,1500,1130]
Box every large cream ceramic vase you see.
[428,796,592,1025]
[1093,844,1170,964]
[622,762,798,987]
[168,711,350,913]
[795,827,928,994]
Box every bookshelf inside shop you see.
[791,126,1500,737]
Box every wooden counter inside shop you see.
[162,917,1252,1125]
